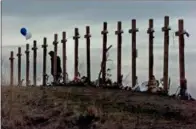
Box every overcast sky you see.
[1,0,196,97]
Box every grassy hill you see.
[1,86,196,129]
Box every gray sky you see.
[1,0,196,97]
[2,1,196,46]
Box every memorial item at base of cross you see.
[148,75,163,93]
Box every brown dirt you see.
[1,86,196,129]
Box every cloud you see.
[3,1,196,18]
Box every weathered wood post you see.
[115,21,123,85]
[61,32,67,84]
[162,16,171,93]
[17,47,22,86]
[32,40,38,86]
[129,19,139,87]
[73,28,80,78]
[84,26,91,83]
[42,38,48,86]
[175,19,189,98]
[53,34,58,83]
[25,44,30,86]
[101,22,108,84]
[147,19,155,87]
[9,51,14,86]
[9,51,14,120]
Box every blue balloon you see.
[20,28,27,36]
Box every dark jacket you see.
[50,56,62,76]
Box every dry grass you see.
[1,86,196,129]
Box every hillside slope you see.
[1,86,196,129]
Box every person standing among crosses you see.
[48,51,62,82]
